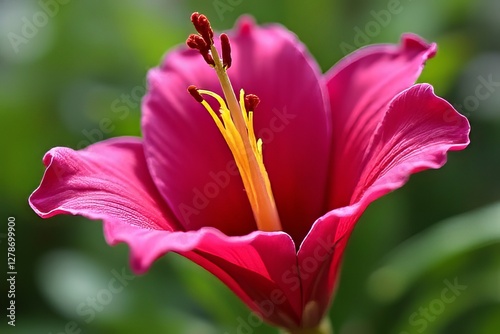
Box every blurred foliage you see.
[1,0,499,333]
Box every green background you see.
[1,0,499,333]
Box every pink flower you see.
[30,13,470,332]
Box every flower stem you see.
[280,318,333,334]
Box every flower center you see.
[186,13,282,232]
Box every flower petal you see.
[325,34,437,208]
[29,137,178,232]
[143,48,254,236]
[298,84,470,325]
[353,84,470,202]
[30,136,305,327]
[297,223,349,328]
[229,18,332,243]
[142,17,331,242]
[105,224,302,328]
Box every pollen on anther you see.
[191,12,213,47]
[186,34,208,51]
[186,34,215,66]
[188,85,204,103]
[220,33,232,69]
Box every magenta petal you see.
[142,17,331,242]
[143,49,255,236]
[29,135,303,327]
[298,84,470,325]
[105,224,301,327]
[297,218,349,328]
[29,137,178,232]
[325,34,437,208]
[353,83,470,202]
[228,18,331,243]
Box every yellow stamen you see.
[194,47,282,232]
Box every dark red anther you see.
[190,12,200,24]
[188,85,204,103]
[245,94,260,111]
[186,34,214,66]
[220,33,232,69]
[191,12,213,47]
[186,34,207,51]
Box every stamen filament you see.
[197,88,282,232]
[210,45,248,136]
[187,13,282,232]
